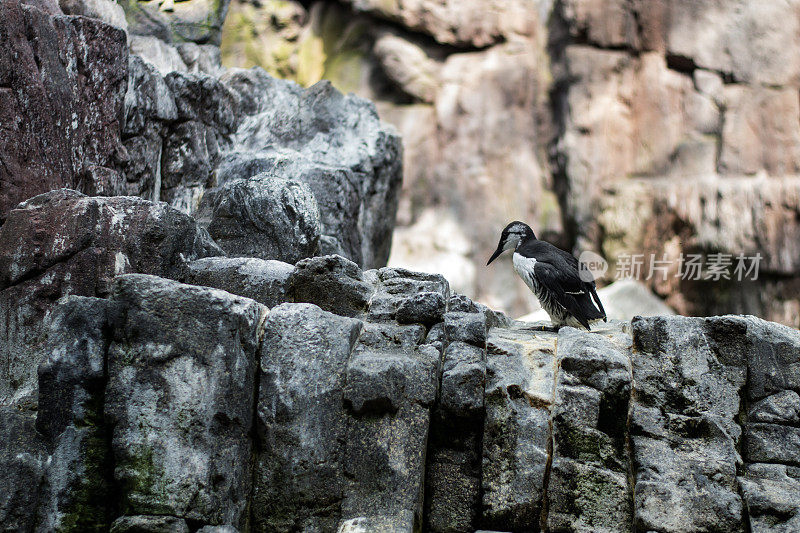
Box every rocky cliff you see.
[1,0,402,271]
[218,0,800,326]
[2,1,800,532]
[2,207,799,531]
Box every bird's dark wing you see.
[518,239,606,326]
[533,241,607,322]
[532,261,592,329]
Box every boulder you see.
[196,174,321,264]
[221,72,402,269]
[104,274,266,528]
[367,267,450,323]
[288,255,375,318]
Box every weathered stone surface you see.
[121,51,401,270]
[739,463,800,533]
[183,256,293,308]
[0,190,222,407]
[105,274,265,527]
[344,320,437,413]
[0,406,48,532]
[222,72,402,269]
[35,296,115,532]
[288,255,375,318]
[482,324,557,530]
[444,311,487,349]
[0,1,128,222]
[254,303,362,532]
[630,316,747,533]
[425,317,486,532]
[216,150,363,263]
[440,341,485,417]
[197,174,321,264]
[59,0,127,30]
[340,400,431,531]
[720,86,800,176]
[733,315,800,401]
[745,424,800,466]
[396,291,447,326]
[343,346,438,416]
[366,267,449,324]
[664,0,800,87]
[547,325,633,532]
[749,390,800,425]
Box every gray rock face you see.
[254,262,454,532]
[0,190,222,408]
[253,303,362,532]
[739,463,800,533]
[547,327,633,532]
[481,324,556,530]
[631,316,747,533]
[120,60,401,270]
[3,243,800,533]
[105,274,266,528]
[35,296,116,532]
[197,174,321,264]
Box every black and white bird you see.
[487,221,606,331]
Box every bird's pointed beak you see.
[487,244,504,265]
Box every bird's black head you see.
[487,221,535,265]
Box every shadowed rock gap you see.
[539,337,558,533]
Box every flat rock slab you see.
[183,256,293,308]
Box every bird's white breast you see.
[512,253,538,292]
